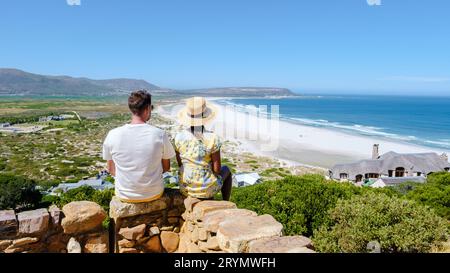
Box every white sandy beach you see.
[157,99,450,169]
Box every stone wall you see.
[109,188,185,253]
[178,197,314,253]
[1,188,315,253]
[0,201,108,253]
[109,189,315,253]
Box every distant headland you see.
[0,68,296,97]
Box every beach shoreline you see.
[156,98,449,169]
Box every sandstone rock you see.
[4,242,44,253]
[202,209,258,233]
[192,201,237,220]
[144,235,161,252]
[198,227,208,241]
[173,227,180,233]
[119,213,162,229]
[248,236,313,253]
[191,226,199,243]
[217,214,283,253]
[109,196,167,219]
[118,239,135,248]
[67,237,82,253]
[187,242,202,253]
[48,205,63,230]
[160,231,179,253]
[47,234,68,253]
[177,233,189,253]
[149,226,160,237]
[17,208,49,236]
[11,237,39,247]
[160,226,174,232]
[181,212,193,221]
[198,241,209,252]
[0,240,12,251]
[84,233,109,253]
[119,247,139,253]
[187,222,195,232]
[197,238,219,252]
[136,236,150,245]
[0,210,17,237]
[294,247,316,253]
[119,224,146,240]
[206,250,227,253]
[184,197,201,213]
[205,236,220,251]
[62,201,106,234]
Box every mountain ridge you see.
[0,68,296,97]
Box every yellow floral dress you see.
[174,129,222,199]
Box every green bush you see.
[313,192,448,253]
[56,185,114,212]
[0,174,42,210]
[385,172,450,220]
[54,186,115,230]
[0,159,6,171]
[230,175,362,236]
[404,173,450,220]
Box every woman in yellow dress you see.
[174,97,232,200]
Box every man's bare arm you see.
[162,158,171,173]
[107,160,116,176]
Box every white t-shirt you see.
[102,123,176,201]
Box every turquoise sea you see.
[218,95,450,150]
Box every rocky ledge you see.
[1,189,315,253]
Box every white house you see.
[232,173,261,187]
[49,178,114,196]
[369,176,426,188]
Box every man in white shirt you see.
[102,90,176,202]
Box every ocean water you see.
[218,95,450,150]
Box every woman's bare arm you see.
[211,150,222,175]
[176,151,183,167]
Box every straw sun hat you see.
[177,97,218,127]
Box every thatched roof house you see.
[330,146,449,182]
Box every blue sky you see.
[0,0,449,95]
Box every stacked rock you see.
[178,197,315,253]
[0,201,108,253]
[61,201,109,253]
[109,189,185,253]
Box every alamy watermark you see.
[67,0,81,6]
[170,102,280,153]
[367,0,382,6]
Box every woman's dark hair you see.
[128,90,152,116]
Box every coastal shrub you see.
[0,174,42,210]
[230,175,362,236]
[313,192,448,253]
[56,185,114,212]
[384,182,422,196]
[54,186,115,230]
[403,172,450,220]
[0,158,6,171]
